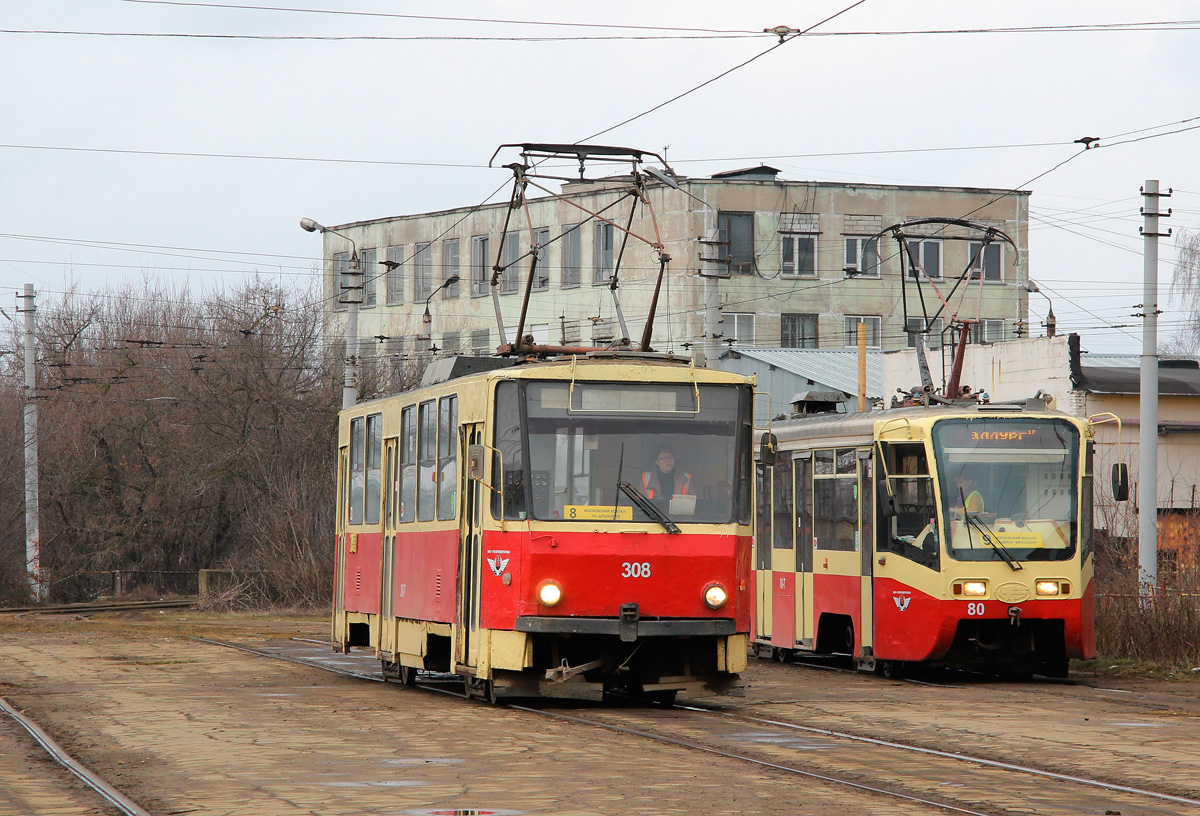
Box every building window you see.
[414,243,432,303]
[471,236,489,297]
[441,331,460,353]
[969,319,1006,344]
[968,242,1003,281]
[333,251,350,310]
[560,318,581,345]
[561,223,581,288]
[442,238,460,298]
[718,211,755,275]
[781,233,817,277]
[533,228,550,291]
[844,237,880,278]
[904,239,941,279]
[500,232,520,294]
[781,313,819,348]
[360,248,377,307]
[843,315,881,348]
[386,246,405,305]
[470,328,490,354]
[593,222,614,284]
[726,312,755,346]
[906,317,944,349]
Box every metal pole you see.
[856,321,867,412]
[18,285,41,601]
[1138,180,1170,593]
[343,260,360,410]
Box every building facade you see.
[317,167,1031,367]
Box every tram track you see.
[202,636,1200,816]
[0,694,152,816]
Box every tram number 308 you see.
[622,562,652,578]
[966,602,987,616]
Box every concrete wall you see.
[320,177,1029,364]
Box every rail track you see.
[0,598,196,616]
[203,636,1200,816]
[0,695,152,816]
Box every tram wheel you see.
[875,660,903,679]
[648,690,677,708]
[774,647,791,664]
[398,665,417,686]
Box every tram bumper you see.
[515,615,736,638]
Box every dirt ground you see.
[2,611,1199,816]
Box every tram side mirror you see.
[878,490,896,519]
[760,432,778,466]
[1112,462,1129,502]
[468,444,486,481]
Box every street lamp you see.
[301,217,362,409]
[422,274,461,348]
[1025,281,1056,338]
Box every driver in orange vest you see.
[642,447,692,501]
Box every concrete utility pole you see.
[1138,180,1171,593]
[300,218,361,410]
[17,285,41,601]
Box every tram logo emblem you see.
[486,555,510,576]
[892,591,912,612]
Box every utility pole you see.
[300,217,360,410]
[1138,180,1171,593]
[17,285,41,601]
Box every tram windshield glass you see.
[493,380,751,524]
[931,417,1080,563]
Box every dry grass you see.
[1093,532,1200,675]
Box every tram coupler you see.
[1009,606,1022,626]
[546,657,604,683]
[619,602,640,642]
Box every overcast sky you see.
[2,0,1199,354]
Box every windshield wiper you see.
[618,481,681,534]
[959,487,1022,571]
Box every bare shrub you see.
[0,278,342,607]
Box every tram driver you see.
[641,446,695,514]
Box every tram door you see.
[456,423,485,668]
[378,439,398,655]
[858,449,874,660]
[769,456,796,648]
[754,463,772,640]
[793,454,813,648]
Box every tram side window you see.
[1081,440,1094,560]
[879,442,939,569]
[772,457,793,549]
[814,448,858,551]
[492,381,527,520]
[349,417,366,525]
[365,413,382,525]
[418,400,437,522]
[437,395,458,520]
[399,405,416,523]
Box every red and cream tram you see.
[753,396,1123,678]
[333,354,755,701]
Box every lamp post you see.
[422,274,461,349]
[1024,281,1056,338]
[301,217,361,409]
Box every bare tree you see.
[1167,229,1200,355]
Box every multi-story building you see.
[315,166,1030,367]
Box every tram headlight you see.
[537,580,563,607]
[703,583,728,610]
[1036,580,1061,596]
[960,580,987,597]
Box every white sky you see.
[2,0,1199,354]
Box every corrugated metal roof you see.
[720,348,884,399]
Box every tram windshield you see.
[493,380,752,524]
[931,417,1080,563]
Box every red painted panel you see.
[771,571,795,647]
[479,529,752,633]
[871,578,955,661]
[871,576,1094,662]
[342,532,383,615]
[812,572,861,653]
[392,527,459,623]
